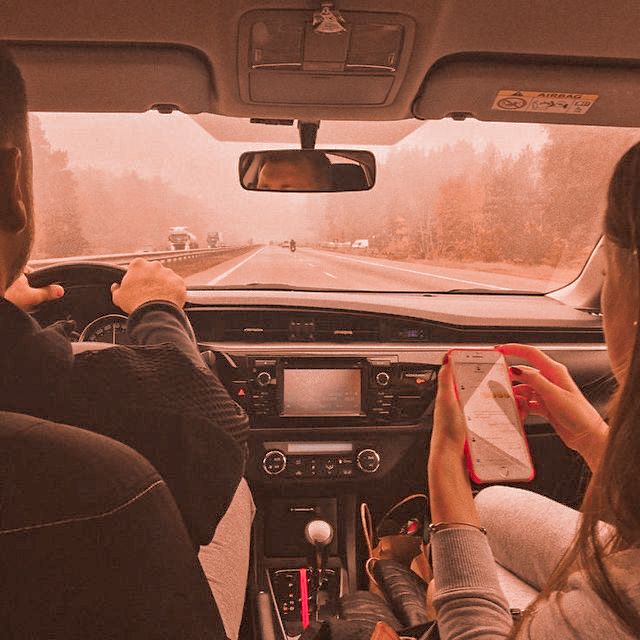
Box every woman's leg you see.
[475,486,580,591]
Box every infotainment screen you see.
[282,369,362,417]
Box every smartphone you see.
[448,348,535,483]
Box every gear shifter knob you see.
[304,519,334,547]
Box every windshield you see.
[29,112,639,293]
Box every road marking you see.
[312,250,509,290]
[207,246,266,285]
[324,271,337,279]
[307,262,316,267]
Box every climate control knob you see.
[256,371,272,387]
[357,449,381,473]
[263,450,287,476]
[375,371,390,387]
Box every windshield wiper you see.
[201,283,342,292]
[196,283,433,293]
[442,288,541,295]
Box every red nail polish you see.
[510,366,523,376]
[442,354,449,365]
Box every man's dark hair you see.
[0,45,28,149]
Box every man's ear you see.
[0,147,27,234]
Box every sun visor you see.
[237,8,414,107]
[11,44,213,113]
[413,55,640,127]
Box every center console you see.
[215,353,434,639]
[226,356,436,429]
[219,355,436,485]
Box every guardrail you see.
[29,246,253,270]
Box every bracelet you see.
[428,521,487,535]
[426,522,487,571]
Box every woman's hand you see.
[431,358,467,455]
[428,355,481,527]
[498,343,608,470]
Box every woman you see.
[428,143,640,639]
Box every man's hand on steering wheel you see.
[111,258,186,314]
[5,269,64,310]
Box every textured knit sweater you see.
[431,527,640,639]
[0,297,247,546]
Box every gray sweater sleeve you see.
[431,528,513,639]
[431,528,640,640]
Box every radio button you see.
[263,450,287,476]
[375,371,391,387]
[256,371,272,387]
[357,449,381,473]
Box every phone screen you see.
[450,350,534,482]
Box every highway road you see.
[184,246,562,292]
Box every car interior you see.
[3,1,638,638]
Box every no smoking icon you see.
[497,97,527,110]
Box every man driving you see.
[0,47,252,639]
[257,149,333,191]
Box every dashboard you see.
[31,282,612,505]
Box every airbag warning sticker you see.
[492,90,598,114]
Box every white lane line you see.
[324,271,337,279]
[207,246,267,285]
[313,250,509,290]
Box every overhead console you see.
[237,7,415,106]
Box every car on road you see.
[5,1,638,638]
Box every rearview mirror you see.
[239,149,376,192]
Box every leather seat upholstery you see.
[0,411,226,639]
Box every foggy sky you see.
[36,112,547,244]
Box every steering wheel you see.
[27,260,198,346]
[27,261,126,289]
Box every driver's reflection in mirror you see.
[257,150,333,191]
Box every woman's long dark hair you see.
[511,143,640,638]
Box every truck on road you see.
[168,226,198,250]
[207,231,223,248]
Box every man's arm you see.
[71,259,247,545]
[125,301,250,449]
[127,300,202,365]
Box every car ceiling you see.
[4,0,640,137]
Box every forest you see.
[322,126,638,271]
[29,115,219,259]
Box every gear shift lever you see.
[304,519,334,621]
[304,519,334,572]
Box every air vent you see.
[313,313,381,341]
[212,310,385,342]
[219,311,290,341]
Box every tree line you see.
[29,115,219,259]
[322,126,638,269]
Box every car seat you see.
[331,163,369,190]
[0,411,227,639]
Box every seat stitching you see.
[0,479,165,535]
